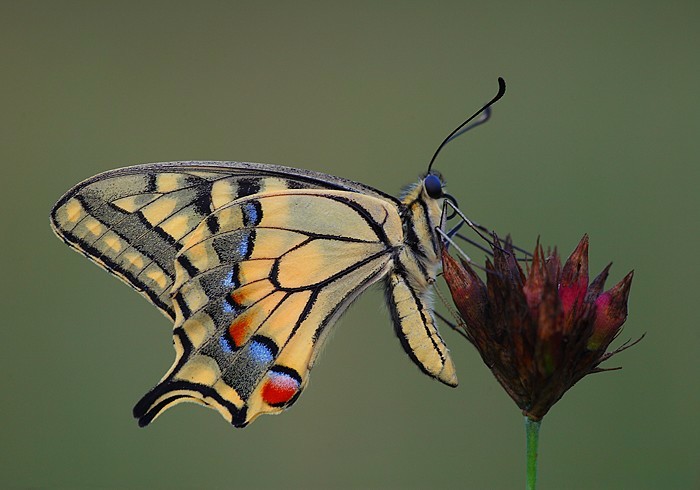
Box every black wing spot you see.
[237,178,261,198]
[205,214,220,234]
[177,255,199,277]
[173,290,191,318]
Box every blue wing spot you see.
[212,233,254,262]
[219,334,234,354]
[249,340,274,365]
[242,201,262,226]
[238,239,248,258]
[222,266,239,289]
[237,231,254,259]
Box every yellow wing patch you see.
[133,189,401,427]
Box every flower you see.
[441,234,640,421]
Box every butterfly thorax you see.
[397,181,443,288]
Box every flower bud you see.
[588,271,634,350]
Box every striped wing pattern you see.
[50,163,343,319]
[50,162,457,427]
[134,190,402,426]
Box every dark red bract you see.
[442,235,639,420]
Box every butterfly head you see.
[398,172,447,257]
[423,173,444,199]
[401,171,445,206]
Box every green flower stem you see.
[525,417,541,490]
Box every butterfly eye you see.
[423,174,443,199]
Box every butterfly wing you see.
[52,161,457,427]
[50,162,398,319]
[133,189,403,427]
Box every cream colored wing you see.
[52,163,457,428]
[133,189,403,427]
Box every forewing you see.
[133,189,402,427]
[50,161,397,319]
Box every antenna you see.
[427,77,506,173]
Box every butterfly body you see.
[51,161,456,427]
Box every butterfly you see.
[50,79,506,428]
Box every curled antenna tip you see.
[497,77,506,94]
[427,77,507,173]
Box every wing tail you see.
[133,381,203,427]
[133,376,249,428]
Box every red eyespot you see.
[261,371,300,406]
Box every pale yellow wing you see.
[133,189,403,427]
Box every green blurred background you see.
[2,1,698,488]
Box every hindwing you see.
[133,189,402,426]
